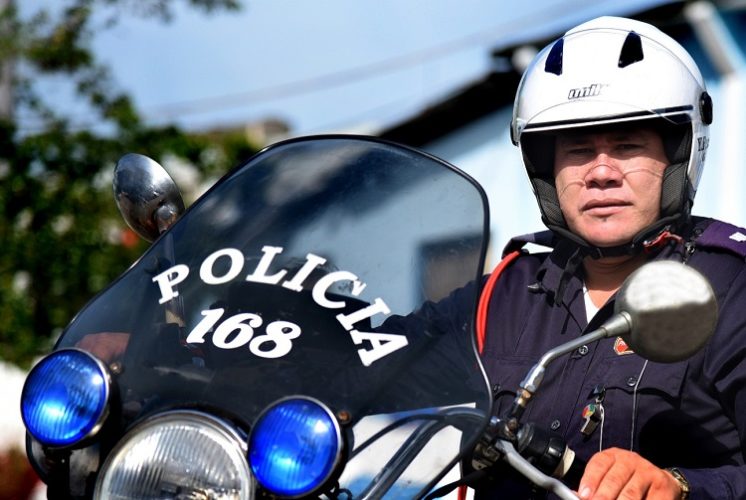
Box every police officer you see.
[478,16,746,499]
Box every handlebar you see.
[490,440,578,500]
[468,417,583,499]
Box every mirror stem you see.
[155,204,181,235]
[508,312,632,423]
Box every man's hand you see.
[577,448,683,499]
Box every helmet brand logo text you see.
[568,83,608,100]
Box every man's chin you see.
[579,228,636,248]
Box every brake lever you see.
[490,439,578,500]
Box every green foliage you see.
[0,0,256,367]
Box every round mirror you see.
[113,153,185,242]
[616,260,717,363]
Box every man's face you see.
[553,126,669,248]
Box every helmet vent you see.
[700,92,713,125]
[544,38,564,75]
[618,31,644,68]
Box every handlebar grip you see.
[514,422,587,489]
[561,452,586,490]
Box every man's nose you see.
[584,154,623,187]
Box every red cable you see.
[459,250,521,500]
[476,250,521,354]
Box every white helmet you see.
[511,16,712,254]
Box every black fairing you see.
[50,136,493,498]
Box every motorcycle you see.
[19,135,717,499]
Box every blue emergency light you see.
[248,397,343,497]
[21,349,110,447]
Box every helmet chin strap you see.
[544,213,688,306]
[547,212,687,259]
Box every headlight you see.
[95,411,254,499]
[248,397,343,498]
[21,349,110,447]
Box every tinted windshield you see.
[58,136,492,497]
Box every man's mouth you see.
[583,199,631,215]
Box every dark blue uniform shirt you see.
[477,217,746,499]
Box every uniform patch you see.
[614,336,635,356]
[730,231,746,243]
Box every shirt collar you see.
[534,239,585,304]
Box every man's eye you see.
[618,143,642,151]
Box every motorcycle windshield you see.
[57,136,492,497]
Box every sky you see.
[68,0,669,137]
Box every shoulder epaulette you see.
[502,230,556,256]
[695,219,746,259]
